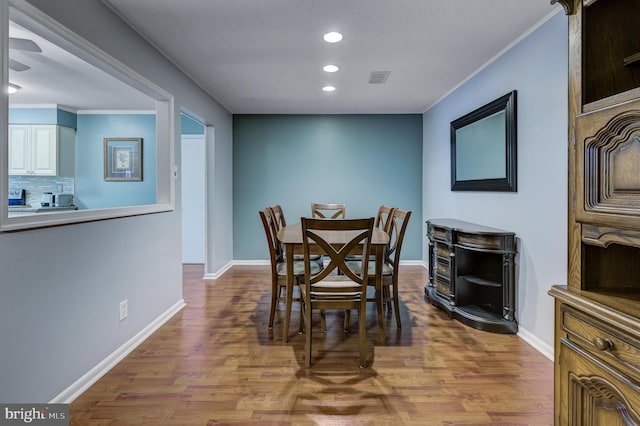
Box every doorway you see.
[180,114,206,264]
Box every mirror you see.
[450,90,517,192]
[2,1,175,231]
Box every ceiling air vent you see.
[368,71,390,84]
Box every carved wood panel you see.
[577,108,640,232]
[569,374,640,426]
[585,111,640,214]
[560,339,640,426]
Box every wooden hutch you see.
[549,0,640,424]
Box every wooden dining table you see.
[276,222,390,344]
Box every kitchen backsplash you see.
[8,176,74,206]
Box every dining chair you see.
[259,208,322,330]
[346,208,411,329]
[311,202,346,219]
[346,205,395,262]
[299,217,374,368]
[269,204,322,265]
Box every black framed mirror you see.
[451,90,517,192]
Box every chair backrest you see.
[302,217,374,288]
[259,208,282,276]
[311,202,346,219]
[268,205,286,258]
[269,204,287,230]
[375,205,396,233]
[386,208,411,267]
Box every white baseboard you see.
[399,260,428,268]
[517,326,554,361]
[202,260,235,280]
[50,299,186,404]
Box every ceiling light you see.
[323,32,343,43]
[7,83,21,94]
[322,85,336,92]
[323,64,340,73]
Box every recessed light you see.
[323,64,340,73]
[7,83,21,94]
[323,32,343,43]
[322,85,336,92]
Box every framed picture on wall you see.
[104,137,143,181]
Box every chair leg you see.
[344,309,351,333]
[298,297,305,334]
[384,286,392,313]
[305,301,313,368]
[375,286,385,338]
[320,310,327,333]
[359,302,367,368]
[268,282,279,329]
[393,279,401,329]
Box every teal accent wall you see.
[75,114,156,209]
[9,108,77,128]
[57,109,78,129]
[181,113,205,135]
[233,114,423,260]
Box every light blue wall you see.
[9,107,77,128]
[233,114,423,260]
[2,0,233,403]
[180,113,205,135]
[422,10,568,352]
[75,114,156,209]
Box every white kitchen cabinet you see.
[8,125,75,176]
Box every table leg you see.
[375,245,386,345]
[283,244,294,343]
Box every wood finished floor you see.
[70,264,554,425]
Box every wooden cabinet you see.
[550,0,640,424]
[425,219,517,334]
[8,125,75,176]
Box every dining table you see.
[276,221,390,344]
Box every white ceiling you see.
[103,0,561,114]
[9,1,561,114]
[8,21,155,111]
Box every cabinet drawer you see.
[435,276,451,299]
[434,242,451,259]
[436,259,450,277]
[458,232,506,250]
[561,305,640,383]
[431,227,449,242]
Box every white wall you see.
[0,0,232,402]
[422,10,568,355]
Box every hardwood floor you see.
[70,264,553,425]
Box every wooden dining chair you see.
[311,202,346,219]
[346,205,395,262]
[269,204,322,265]
[259,208,322,330]
[299,217,374,368]
[346,208,411,329]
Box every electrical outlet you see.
[119,299,128,322]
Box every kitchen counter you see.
[8,205,79,213]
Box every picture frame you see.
[450,91,517,192]
[104,138,143,181]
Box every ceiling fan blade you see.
[9,37,42,53]
[9,58,30,72]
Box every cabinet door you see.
[30,125,57,176]
[8,125,30,175]
[575,99,640,230]
[559,340,640,425]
